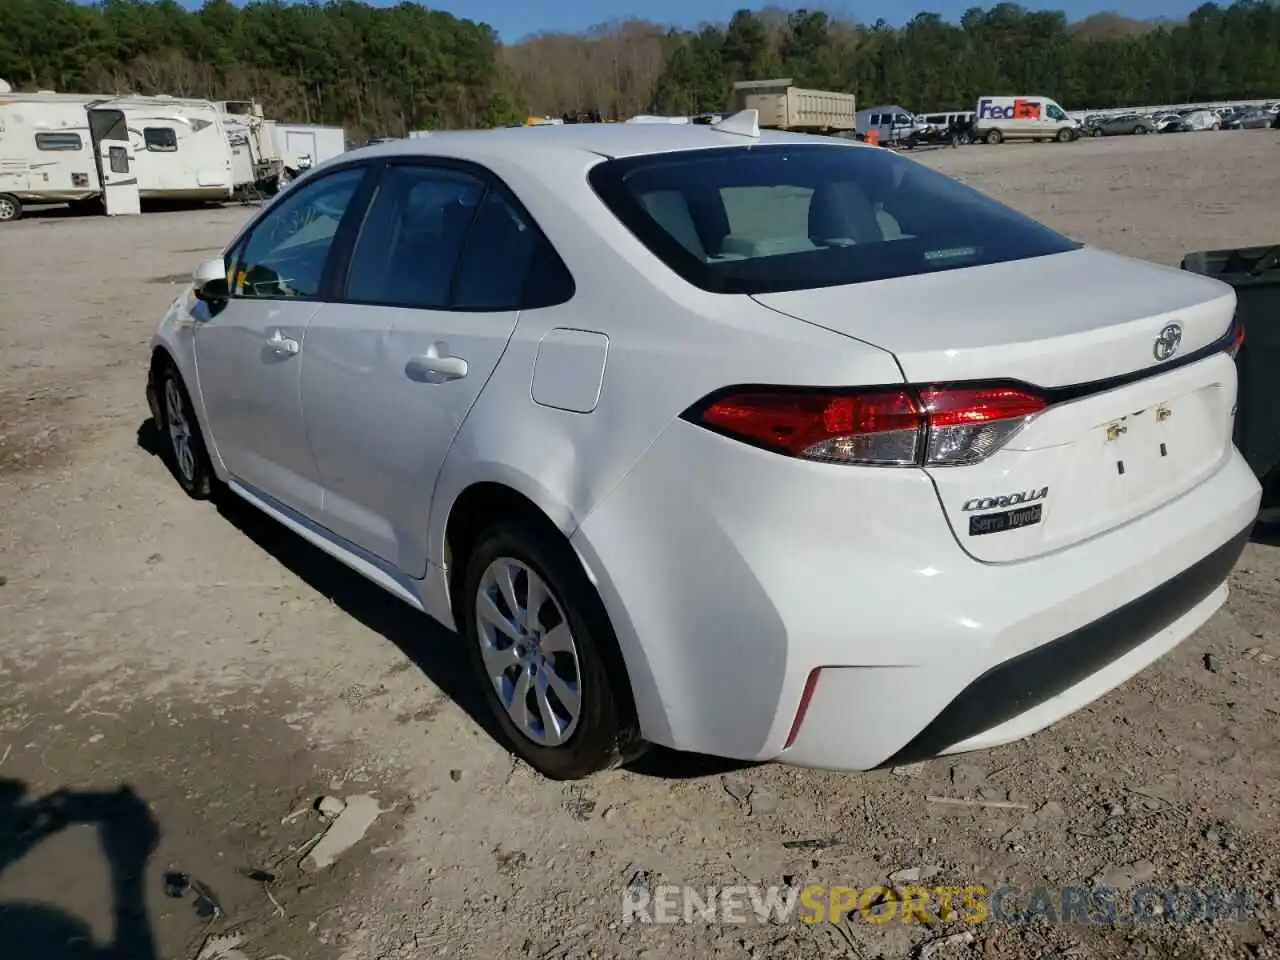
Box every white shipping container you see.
[274,123,346,172]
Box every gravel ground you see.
[1,130,1278,960]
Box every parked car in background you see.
[1183,110,1222,131]
[854,105,923,145]
[146,119,1259,780]
[1224,109,1273,130]
[1087,113,1155,137]
[907,114,977,147]
[920,111,976,139]
[1158,115,1193,134]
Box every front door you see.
[87,108,140,216]
[303,162,551,574]
[194,164,371,517]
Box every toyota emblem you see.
[1153,323,1182,362]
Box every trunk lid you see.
[754,247,1240,562]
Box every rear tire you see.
[0,194,22,223]
[985,129,1003,145]
[1092,127,1103,138]
[157,361,214,500]
[460,519,645,780]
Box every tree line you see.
[0,0,1278,138]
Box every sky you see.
[412,0,1207,43]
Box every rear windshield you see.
[587,144,1080,295]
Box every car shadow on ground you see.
[0,779,160,960]
[1252,513,1280,547]
[136,418,756,781]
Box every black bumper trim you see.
[880,524,1252,768]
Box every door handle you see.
[406,344,468,383]
[267,329,299,356]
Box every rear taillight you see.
[1226,319,1245,358]
[919,386,1048,466]
[686,383,1047,467]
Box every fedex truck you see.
[973,95,1081,144]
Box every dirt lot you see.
[1,131,1279,960]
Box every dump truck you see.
[731,79,856,133]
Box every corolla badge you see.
[962,487,1048,512]
[1153,323,1182,362]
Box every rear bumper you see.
[573,421,1261,771]
[880,522,1250,767]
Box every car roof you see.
[341,122,860,164]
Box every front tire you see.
[461,520,644,780]
[157,361,214,499]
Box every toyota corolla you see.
[146,115,1260,780]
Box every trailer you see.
[104,96,235,202]
[274,124,346,176]
[731,79,856,133]
[208,100,283,191]
[0,88,236,220]
[0,92,101,219]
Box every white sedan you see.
[147,114,1260,780]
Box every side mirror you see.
[193,258,230,302]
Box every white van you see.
[974,95,1080,144]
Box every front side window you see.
[588,144,1081,294]
[144,127,178,152]
[869,114,880,125]
[344,164,486,309]
[1046,105,1067,121]
[234,166,366,299]
[35,132,82,151]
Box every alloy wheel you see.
[475,557,582,747]
[164,377,196,485]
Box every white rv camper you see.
[0,88,236,220]
[0,90,102,220]
[0,89,146,218]
[105,96,235,202]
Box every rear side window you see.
[588,144,1080,294]
[452,189,574,310]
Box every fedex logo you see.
[978,98,1042,120]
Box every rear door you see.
[285,130,317,169]
[302,159,561,575]
[87,108,139,216]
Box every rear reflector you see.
[784,668,821,749]
[687,384,1047,467]
[1227,318,1245,358]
